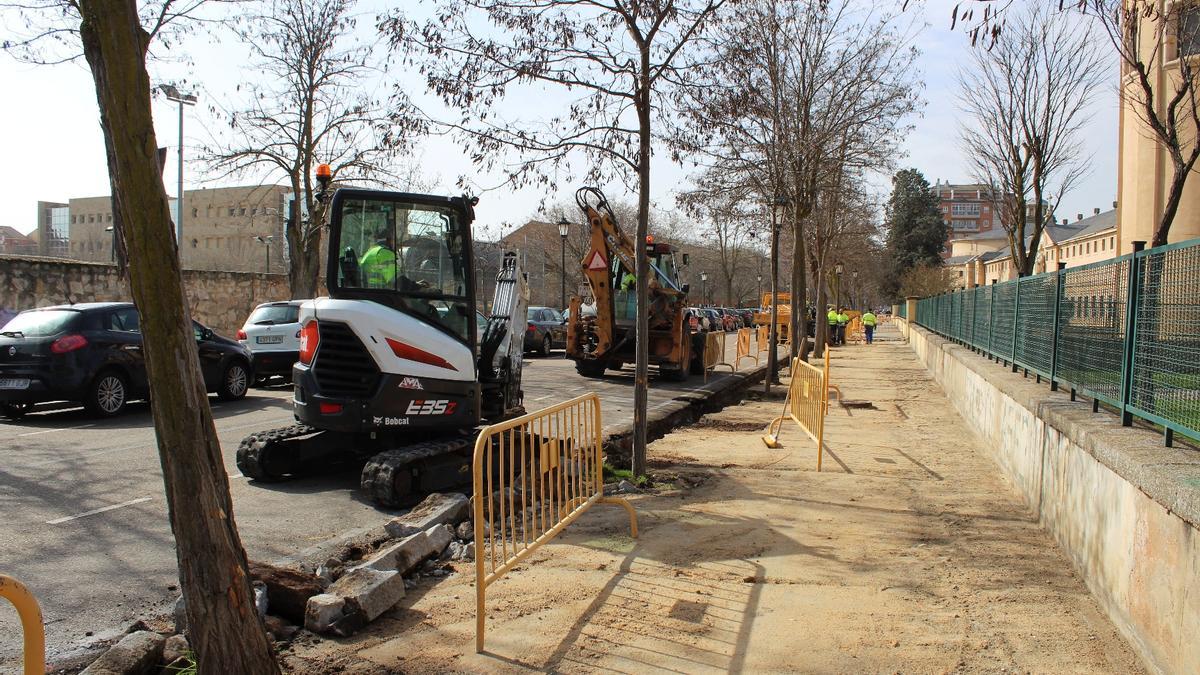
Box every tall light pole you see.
[255,235,274,272]
[851,269,859,309]
[766,195,790,391]
[158,84,197,254]
[557,216,570,309]
[756,274,763,307]
[834,262,844,310]
[700,271,708,306]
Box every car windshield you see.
[335,197,471,342]
[248,304,300,325]
[1,309,78,337]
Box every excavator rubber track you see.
[359,436,475,508]
[236,423,326,481]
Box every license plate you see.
[0,378,30,390]
[256,335,284,344]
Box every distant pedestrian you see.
[826,306,838,346]
[862,310,877,344]
[836,307,849,346]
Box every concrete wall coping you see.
[913,325,1200,531]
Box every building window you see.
[228,207,235,216]
[1180,4,1200,58]
[1110,236,1115,248]
[192,208,198,218]
[251,207,258,216]
[951,219,978,231]
[951,203,981,216]
[88,214,94,223]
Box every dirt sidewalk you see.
[281,323,1143,674]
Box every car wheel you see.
[218,361,250,401]
[1,402,30,420]
[541,335,552,356]
[86,370,128,417]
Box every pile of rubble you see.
[76,493,477,674]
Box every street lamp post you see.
[756,274,763,307]
[158,84,197,255]
[557,217,570,309]
[700,271,708,306]
[255,236,274,272]
[851,269,859,309]
[766,195,790,391]
[833,262,845,310]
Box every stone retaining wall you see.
[0,255,291,337]
[899,319,1198,675]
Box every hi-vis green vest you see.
[360,245,396,288]
[837,312,849,326]
[862,312,877,327]
[827,310,838,325]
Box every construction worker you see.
[862,309,877,344]
[360,228,397,289]
[826,306,838,346]
[836,307,849,346]
[620,268,636,291]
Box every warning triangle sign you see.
[586,250,608,271]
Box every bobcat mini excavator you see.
[236,175,527,507]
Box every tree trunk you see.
[632,51,652,478]
[1156,156,1196,247]
[794,211,810,363]
[77,2,280,673]
[764,209,780,394]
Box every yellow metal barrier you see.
[734,328,757,370]
[756,325,769,351]
[472,393,637,653]
[761,351,831,470]
[1,575,45,675]
[703,330,734,381]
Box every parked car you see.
[719,308,739,331]
[738,309,756,328]
[526,306,568,355]
[0,302,253,419]
[238,300,307,384]
[698,308,723,332]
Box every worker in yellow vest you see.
[836,308,849,346]
[826,307,838,346]
[862,309,877,344]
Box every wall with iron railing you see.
[914,238,1200,446]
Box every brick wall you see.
[0,254,292,337]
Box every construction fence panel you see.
[472,393,638,652]
[734,328,758,369]
[762,352,831,470]
[1,574,44,675]
[973,285,992,352]
[704,330,734,379]
[756,325,770,352]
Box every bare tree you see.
[4,0,281,671]
[386,0,727,477]
[958,4,1104,276]
[206,0,418,298]
[899,262,957,298]
[679,171,759,307]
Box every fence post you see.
[1049,262,1066,391]
[1119,241,1146,426]
[1010,275,1022,372]
[987,280,996,359]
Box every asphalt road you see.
[0,337,760,668]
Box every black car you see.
[0,302,254,419]
[525,306,568,355]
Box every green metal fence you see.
[914,238,1200,447]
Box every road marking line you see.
[17,423,96,437]
[47,496,153,525]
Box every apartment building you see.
[55,185,292,273]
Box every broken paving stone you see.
[249,561,326,625]
[456,520,474,541]
[253,581,269,618]
[617,479,641,494]
[384,492,470,538]
[79,630,165,675]
[264,615,301,643]
[304,594,346,635]
[358,531,437,576]
[161,634,189,665]
[426,523,454,557]
[328,567,405,623]
[172,596,187,634]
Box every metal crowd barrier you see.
[734,328,758,369]
[762,351,831,470]
[756,325,770,351]
[1,575,45,675]
[472,393,638,652]
[703,330,734,381]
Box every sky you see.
[0,0,1119,240]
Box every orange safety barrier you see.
[734,328,758,370]
[756,325,769,351]
[1,575,45,675]
[761,351,831,470]
[703,330,734,381]
[472,393,637,653]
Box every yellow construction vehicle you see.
[565,187,701,380]
[754,291,791,343]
